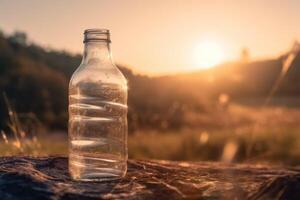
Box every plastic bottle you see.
[69,29,128,181]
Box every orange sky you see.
[1,0,300,75]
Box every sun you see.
[192,40,225,69]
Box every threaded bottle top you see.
[83,29,111,43]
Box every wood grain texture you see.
[0,157,300,200]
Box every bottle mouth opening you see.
[83,29,111,43]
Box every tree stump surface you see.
[1,157,300,200]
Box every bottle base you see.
[69,153,127,182]
[71,172,124,182]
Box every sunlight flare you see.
[192,40,225,69]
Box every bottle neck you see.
[82,41,112,64]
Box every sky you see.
[1,0,300,75]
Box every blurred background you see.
[1,0,300,165]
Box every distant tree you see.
[240,47,250,63]
[9,31,28,46]
[291,40,300,53]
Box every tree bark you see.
[0,157,300,199]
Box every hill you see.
[0,30,300,132]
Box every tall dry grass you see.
[0,94,43,155]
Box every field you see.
[1,103,300,166]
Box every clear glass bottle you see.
[69,29,128,181]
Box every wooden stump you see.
[0,157,300,199]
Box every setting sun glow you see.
[192,40,225,69]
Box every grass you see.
[0,94,67,156]
[0,133,67,156]
[1,103,300,166]
[129,126,300,165]
[0,130,299,167]
[1,126,300,166]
